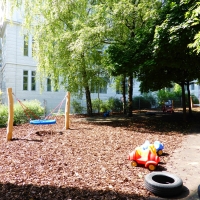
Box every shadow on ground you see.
[149,185,200,200]
[0,182,146,200]
[82,110,200,135]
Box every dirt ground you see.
[0,110,199,200]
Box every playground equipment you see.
[6,88,70,141]
[30,119,56,125]
[128,148,160,171]
[7,88,13,141]
[127,140,163,170]
[145,172,183,197]
[162,100,174,113]
[141,140,164,156]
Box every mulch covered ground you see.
[0,110,196,200]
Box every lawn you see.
[0,110,194,200]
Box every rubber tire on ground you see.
[198,185,200,197]
[144,172,183,197]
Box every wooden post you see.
[190,96,193,108]
[65,92,70,129]
[7,88,14,141]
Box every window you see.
[116,81,128,94]
[24,35,29,56]
[99,84,107,93]
[31,71,36,91]
[23,70,28,90]
[23,70,36,91]
[47,78,51,91]
[91,78,107,94]
[190,83,194,90]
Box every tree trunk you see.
[186,81,192,116]
[127,74,133,117]
[81,54,92,116]
[122,75,126,114]
[181,81,186,121]
[85,85,92,116]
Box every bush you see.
[191,95,199,104]
[0,104,8,127]
[92,98,103,113]
[0,100,45,127]
[92,97,123,113]
[71,100,84,114]
[133,96,151,109]
[14,100,44,124]
[106,97,123,112]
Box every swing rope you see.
[12,92,66,122]
[12,93,40,120]
[45,96,66,120]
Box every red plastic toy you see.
[162,100,174,113]
[128,148,160,171]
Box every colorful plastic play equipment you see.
[30,119,56,125]
[141,140,164,156]
[128,148,160,171]
[128,140,164,170]
[162,100,174,113]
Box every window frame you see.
[47,78,52,92]
[31,71,36,91]
[23,70,28,91]
[24,35,29,56]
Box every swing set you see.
[6,88,70,141]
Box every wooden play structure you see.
[6,88,70,141]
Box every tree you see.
[185,1,200,54]
[11,0,109,115]
[102,0,162,116]
[139,0,200,120]
[11,0,161,117]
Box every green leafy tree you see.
[184,1,200,54]
[10,0,160,117]
[11,0,109,116]
[139,0,200,120]
[103,0,162,116]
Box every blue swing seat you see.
[30,119,56,125]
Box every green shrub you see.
[0,100,44,127]
[0,104,8,127]
[190,95,199,104]
[71,100,84,114]
[14,100,44,124]
[99,101,108,113]
[133,96,151,109]
[92,97,123,113]
[92,98,109,113]
[106,97,123,112]
[92,98,103,113]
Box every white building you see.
[0,2,142,113]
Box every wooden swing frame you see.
[6,88,70,141]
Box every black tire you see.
[198,185,200,197]
[144,172,183,197]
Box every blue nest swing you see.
[13,93,66,126]
[30,119,56,125]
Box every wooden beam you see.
[7,88,14,141]
[65,92,70,129]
